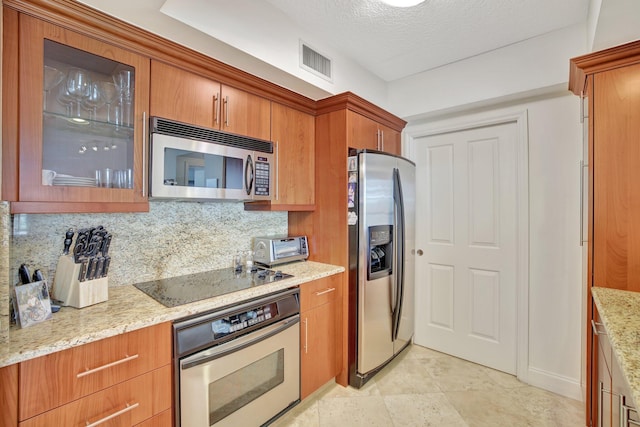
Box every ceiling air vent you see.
[300,41,332,82]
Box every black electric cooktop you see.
[133,266,293,308]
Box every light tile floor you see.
[273,344,585,427]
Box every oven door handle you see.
[180,314,300,370]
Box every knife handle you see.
[88,258,100,281]
[63,228,74,255]
[32,269,45,283]
[18,264,31,284]
[102,256,111,277]
[78,260,88,282]
[96,257,105,278]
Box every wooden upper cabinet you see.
[150,60,271,140]
[347,110,401,155]
[150,60,219,129]
[221,85,271,141]
[247,102,315,211]
[592,62,640,292]
[347,110,379,151]
[379,123,401,155]
[7,13,150,214]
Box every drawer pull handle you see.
[77,354,139,378]
[315,287,336,296]
[591,319,607,336]
[85,402,139,427]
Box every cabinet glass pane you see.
[42,40,134,189]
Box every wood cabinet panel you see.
[221,85,271,141]
[593,62,640,292]
[301,300,337,399]
[19,365,171,427]
[150,59,219,128]
[347,111,401,155]
[347,110,379,151]
[19,322,171,421]
[150,60,271,140]
[247,102,314,211]
[300,274,339,312]
[134,409,172,427]
[379,123,401,155]
[0,364,18,427]
[300,274,342,399]
[14,14,149,212]
[570,41,640,427]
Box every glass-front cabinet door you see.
[16,14,149,212]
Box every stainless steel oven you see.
[173,288,300,427]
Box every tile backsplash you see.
[10,201,287,286]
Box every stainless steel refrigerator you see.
[347,149,416,388]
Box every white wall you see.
[387,24,587,119]
[526,93,583,399]
[404,92,584,400]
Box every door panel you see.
[414,122,518,374]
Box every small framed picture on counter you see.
[12,280,53,328]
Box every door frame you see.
[404,109,530,382]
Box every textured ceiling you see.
[264,0,590,81]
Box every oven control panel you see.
[173,288,300,358]
[211,302,276,338]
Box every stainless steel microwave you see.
[149,117,273,201]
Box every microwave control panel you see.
[255,158,270,196]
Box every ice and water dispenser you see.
[368,225,393,280]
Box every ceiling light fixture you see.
[379,0,425,7]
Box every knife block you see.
[53,255,108,308]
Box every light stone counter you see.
[0,260,344,368]
[592,287,640,409]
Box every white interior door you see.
[414,122,518,374]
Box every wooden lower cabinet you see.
[594,310,615,427]
[17,322,172,426]
[0,364,18,427]
[19,365,171,427]
[135,409,172,427]
[300,275,342,399]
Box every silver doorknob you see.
[417,249,424,256]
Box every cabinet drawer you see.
[19,365,171,427]
[19,322,171,421]
[134,408,172,427]
[300,274,341,312]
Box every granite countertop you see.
[592,287,640,408]
[0,260,344,368]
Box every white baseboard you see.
[521,366,584,401]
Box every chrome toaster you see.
[253,236,309,266]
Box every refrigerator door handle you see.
[392,167,406,341]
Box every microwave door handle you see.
[245,154,254,195]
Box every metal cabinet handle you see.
[314,287,335,296]
[591,319,607,336]
[77,354,139,378]
[223,95,229,127]
[621,394,640,426]
[303,317,308,354]
[275,141,280,201]
[416,249,424,256]
[213,93,219,125]
[580,161,588,246]
[85,402,139,427]
[380,129,384,152]
[142,111,147,197]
